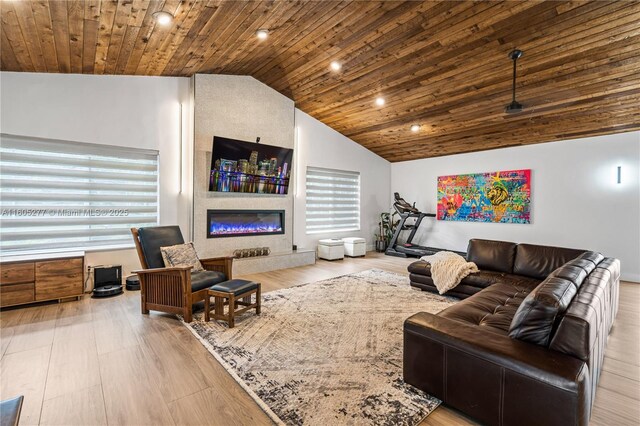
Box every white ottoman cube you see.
[343,237,366,257]
[318,239,345,260]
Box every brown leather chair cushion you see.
[466,239,517,273]
[513,243,585,279]
[509,277,577,346]
[137,226,185,269]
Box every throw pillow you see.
[160,242,204,272]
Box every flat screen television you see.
[209,136,293,194]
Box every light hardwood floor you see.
[1,252,638,425]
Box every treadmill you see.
[385,192,445,258]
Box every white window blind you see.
[0,134,159,254]
[305,166,360,234]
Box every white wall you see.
[294,109,391,251]
[391,131,640,282]
[0,71,190,278]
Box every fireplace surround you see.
[207,209,285,238]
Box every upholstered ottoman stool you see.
[318,238,345,260]
[343,237,366,257]
[204,279,261,328]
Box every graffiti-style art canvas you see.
[437,169,531,223]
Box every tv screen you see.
[209,136,293,194]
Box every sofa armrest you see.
[407,260,431,277]
[404,312,590,426]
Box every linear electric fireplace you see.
[207,209,285,238]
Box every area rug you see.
[183,269,456,426]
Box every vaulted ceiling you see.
[1,1,639,162]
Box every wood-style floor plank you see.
[99,345,175,425]
[40,384,107,426]
[44,336,101,401]
[0,253,638,426]
[0,345,50,425]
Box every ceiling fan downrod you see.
[505,49,524,114]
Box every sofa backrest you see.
[466,239,517,273]
[513,243,586,279]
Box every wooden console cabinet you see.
[1,255,84,307]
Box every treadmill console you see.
[393,192,420,214]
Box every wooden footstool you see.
[204,279,261,328]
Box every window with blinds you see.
[0,134,159,254]
[305,166,360,234]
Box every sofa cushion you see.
[408,260,503,289]
[191,270,227,292]
[460,270,507,289]
[578,251,605,266]
[549,265,587,289]
[466,239,517,273]
[439,281,532,335]
[508,277,577,346]
[512,244,585,279]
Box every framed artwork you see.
[437,169,531,223]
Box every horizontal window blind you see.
[0,134,159,254]
[305,166,360,234]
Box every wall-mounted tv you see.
[209,136,293,194]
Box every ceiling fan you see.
[505,49,524,114]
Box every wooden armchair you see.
[131,226,233,322]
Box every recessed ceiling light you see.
[153,11,173,26]
[410,124,420,132]
[330,61,341,71]
[375,97,385,107]
[256,29,269,40]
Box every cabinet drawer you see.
[1,262,35,285]
[36,258,83,277]
[1,283,35,307]
[36,273,83,301]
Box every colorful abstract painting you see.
[437,169,531,223]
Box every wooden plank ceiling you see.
[2,1,639,162]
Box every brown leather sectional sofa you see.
[404,239,620,426]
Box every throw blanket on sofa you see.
[420,251,479,294]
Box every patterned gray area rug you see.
[184,269,456,426]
